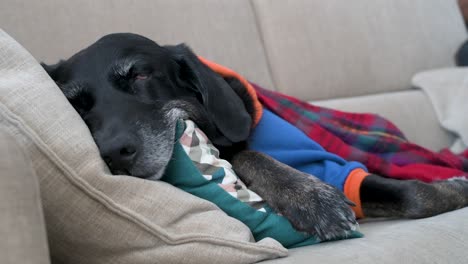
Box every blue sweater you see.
[248,109,367,191]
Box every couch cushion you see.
[253,0,467,100]
[0,128,51,264]
[0,30,287,264]
[262,207,468,264]
[311,90,455,151]
[0,0,274,89]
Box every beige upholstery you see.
[0,128,51,264]
[0,0,467,263]
[266,208,468,264]
[252,0,467,100]
[1,0,466,101]
[0,30,286,264]
[0,0,275,89]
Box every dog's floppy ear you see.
[166,44,252,146]
[41,60,68,84]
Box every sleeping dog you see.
[42,33,468,240]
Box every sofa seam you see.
[249,0,280,91]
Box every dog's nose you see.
[100,140,137,174]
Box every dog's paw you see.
[271,176,358,241]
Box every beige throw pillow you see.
[0,29,287,264]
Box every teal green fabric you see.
[161,121,362,248]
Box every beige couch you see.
[1,0,468,263]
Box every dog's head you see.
[42,33,252,179]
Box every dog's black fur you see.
[42,33,468,240]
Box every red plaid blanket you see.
[253,84,468,182]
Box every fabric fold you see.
[412,67,468,153]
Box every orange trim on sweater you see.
[198,56,263,126]
[343,168,369,219]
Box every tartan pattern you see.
[253,84,468,182]
[179,120,266,211]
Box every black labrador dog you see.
[42,33,468,241]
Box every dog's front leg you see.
[230,150,358,241]
[361,175,468,218]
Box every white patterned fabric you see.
[180,120,266,211]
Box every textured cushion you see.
[262,207,468,264]
[252,0,467,100]
[0,128,51,264]
[0,30,287,264]
[0,0,274,89]
[310,90,455,151]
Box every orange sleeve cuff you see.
[344,168,369,219]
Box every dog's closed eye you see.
[135,74,149,80]
[109,59,157,95]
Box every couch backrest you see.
[0,0,275,89]
[1,0,465,99]
[252,0,467,99]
